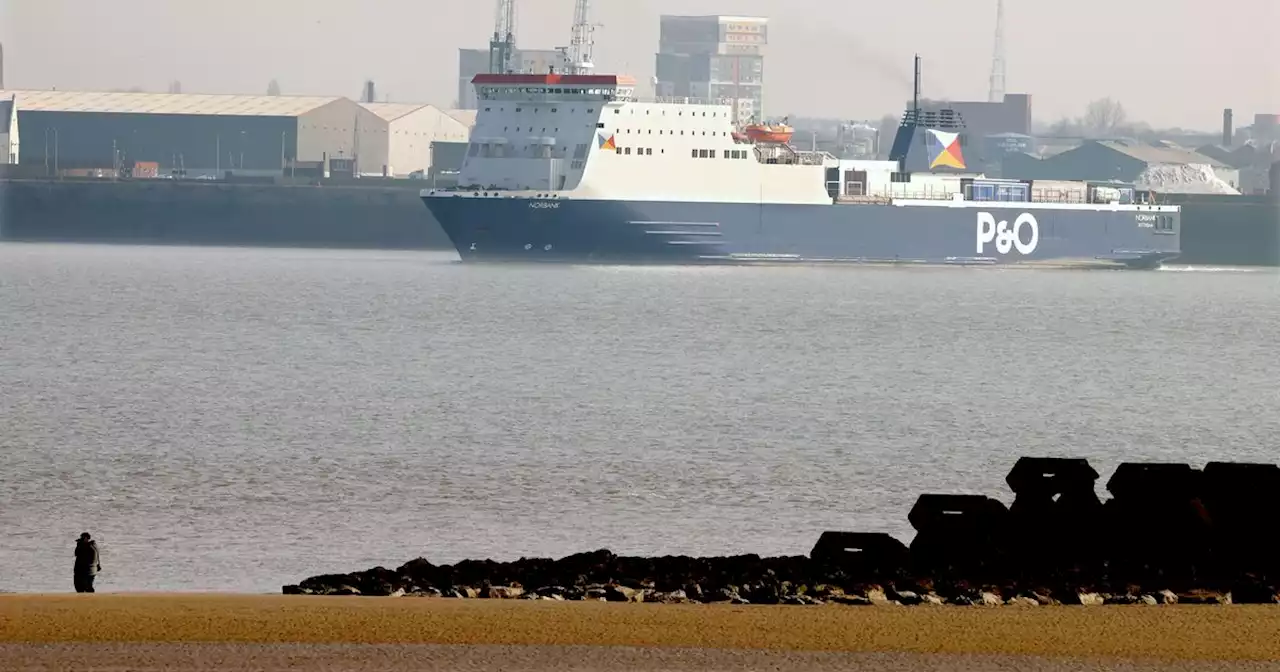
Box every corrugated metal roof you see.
[444,109,478,128]
[359,102,434,122]
[0,89,344,117]
[1097,140,1228,168]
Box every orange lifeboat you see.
[742,122,794,145]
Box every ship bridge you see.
[453,72,832,203]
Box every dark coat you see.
[74,540,100,576]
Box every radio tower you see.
[988,0,1006,103]
[489,0,516,74]
[565,0,599,75]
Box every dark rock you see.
[486,585,524,599]
[1230,579,1279,604]
[705,586,740,603]
[286,458,1280,608]
[830,594,873,606]
[645,589,689,604]
[604,585,641,602]
[1176,589,1230,605]
[535,585,568,598]
[888,589,923,606]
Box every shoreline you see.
[4,594,1280,662]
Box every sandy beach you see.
[3,594,1280,670]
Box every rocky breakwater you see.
[284,457,1280,605]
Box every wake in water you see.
[1158,265,1274,273]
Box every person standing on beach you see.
[73,532,101,593]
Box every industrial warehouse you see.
[0,89,473,180]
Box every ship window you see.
[646,148,652,155]
[551,108,557,112]
[709,150,716,158]
[691,149,698,158]
[614,110,619,114]
[588,108,594,113]
[516,108,522,112]
[616,147,623,154]
[698,149,709,158]
[625,147,632,155]
[484,107,491,112]
[596,122,605,128]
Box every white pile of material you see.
[1136,163,1240,195]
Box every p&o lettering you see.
[977,212,1039,255]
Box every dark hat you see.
[78,532,91,540]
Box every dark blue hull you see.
[423,196,1181,269]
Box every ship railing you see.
[652,96,736,107]
[835,191,1155,205]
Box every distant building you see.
[457,47,565,109]
[1003,139,1240,195]
[918,94,1032,139]
[0,89,387,178]
[655,15,767,123]
[1197,140,1280,195]
[1,94,17,165]
[359,103,472,178]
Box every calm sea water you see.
[1,243,1278,593]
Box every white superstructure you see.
[460,73,832,205]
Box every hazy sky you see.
[1,0,1275,129]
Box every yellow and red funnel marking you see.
[927,129,966,170]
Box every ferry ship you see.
[421,73,1181,268]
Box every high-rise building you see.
[654,15,767,124]
[457,47,566,109]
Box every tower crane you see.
[489,0,516,74]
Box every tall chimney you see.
[1222,108,1233,147]
[362,80,376,104]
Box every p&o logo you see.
[976,212,1039,255]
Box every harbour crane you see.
[561,0,600,75]
[489,0,516,74]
